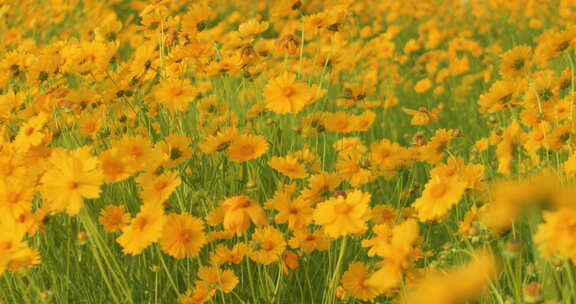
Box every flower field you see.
[2,0,576,303]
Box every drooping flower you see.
[209,195,267,235]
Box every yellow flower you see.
[400,251,498,304]
[500,45,532,79]
[341,262,386,302]
[313,190,371,238]
[209,243,246,266]
[402,107,439,126]
[40,147,104,215]
[137,170,182,206]
[198,128,239,154]
[419,128,456,164]
[0,179,34,218]
[263,72,312,114]
[178,286,214,304]
[238,18,269,37]
[534,208,576,263]
[99,148,133,183]
[160,213,207,259]
[13,112,48,152]
[0,214,36,276]
[226,134,268,162]
[156,134,193,168]
[117,202,166,255]
[361,224,393,257]
[248,226,286,265]
[414,78,432,93]
[413,177,467,222]
[217,195,267,235]
[152,79,197,112]
[197,266,239,293]
[98,205,131,233]
[269,155,308,179]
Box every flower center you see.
[334,202,352,215]
[429,183,448,199]
[133,217,148,231]
[263,240,274,251]
[282,87,295,98]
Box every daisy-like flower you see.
[98,205,131,233]
[116,202,166,255]
[288,228,331,252]
[198,128,239,154]
[99,148,133,183]
[116,135,154,172]
[414,78,432,93]
[500,45,532,79]
[227,134,268,162]
[276,198,314,230]
[40,147,104,215]
[152,79,197,112]
[361,224,393,257]
[341,262,387,302]
[412,176,467,222]
[224,196,267,234]
[238,18,269,37]
[268,155,308,179]
[399,251,497,304]
[477,79,523,113]
[534,208,576,263]
[156,134,193,168]
[248,226,286,265]
[209,243,247,266]
[181,3,213,37]
[0,179,34,218]
[13,112,48,152]
[196,266,239,293]
[263,72,312,114]
[402,107,439,126]
[137,170,182,206]
[0,214,36,276]
[178,286,215,304]
[420,128,456,164]
[313,189,371,238]
[160,213,207,259]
